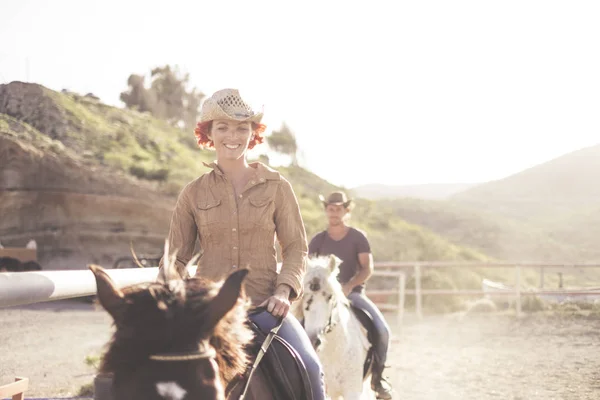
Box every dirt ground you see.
[2,300,600,399]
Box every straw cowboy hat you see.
[319,191,353,209]
[199,88,263,124]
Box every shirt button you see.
[259,178,265,182]
[232,265,237,269]
[232,228,237,232]
[238,194,243,198]
[250,180,256,185]
[233,246,238,250]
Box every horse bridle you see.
[147,318,284,400]
[149,340,216,362]
[314,295,345,350]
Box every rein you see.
[239,317,284,400]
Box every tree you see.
[120,65,204,131]
[119,74,156,114]
[267,123,299,166]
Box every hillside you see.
[0,82,487,274]
[452,144,600,221]
[377,197,584,262]
[352,183,476,200]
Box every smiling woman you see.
[194,119,266,150]
[158,88,327,399]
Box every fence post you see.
[539,266,544,288]
[515,265,522,317]
[414,264,422,320]
[398,272,406,326]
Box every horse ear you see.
[204,269,249,330]
[328,255,341,273]
[89,264,126,321]
[157,239,182,283]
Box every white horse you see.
[292,254,376,400]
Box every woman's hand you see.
[259,284,292,318]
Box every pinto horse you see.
[91,243,312,400]
[292,255,376,400]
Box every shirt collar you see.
[202,161,280,181]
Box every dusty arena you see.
[1,300,599,400]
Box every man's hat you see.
[319,191,353,208]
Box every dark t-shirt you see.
[308,227,371,293]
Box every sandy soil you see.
[387,312,600,400]
[2,301,600,399]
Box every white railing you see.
[0,266,195,308]
[3,262,600,321]
[367,262,600,319]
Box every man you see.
[308,191,393,400]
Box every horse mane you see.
[99,276,253,384]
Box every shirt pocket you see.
[248,197,275,230]
[196,199,222,227]
[195,200,225,244]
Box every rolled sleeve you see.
[274,179,307,301]
[158,185,197,278]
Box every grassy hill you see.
[0,82,215,195]
[452,144,600,221]
[6,81,599,313]
[352,182,476,200]
[377,197,582,262]
[0,82,488,269]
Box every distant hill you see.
[370,143,600,263]
[452,144,600,221]
[377,197,584,263]
[352,183,477,200]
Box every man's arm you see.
[343,252,374,294]
[342,229,373,296]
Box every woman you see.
[159,88,325,400]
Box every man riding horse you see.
[309,191,394,400]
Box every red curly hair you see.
[194,121,266,150]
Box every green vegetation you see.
[3,81,599,314]
[46,86,215,195]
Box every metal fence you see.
[366,261,600,319]
[2,261,600,319]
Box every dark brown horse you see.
[91,244,312,400]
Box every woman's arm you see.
[158,186,198,278]
[274,179,308,302]
[259,179,307,317]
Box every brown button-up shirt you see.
[160,162,307,305]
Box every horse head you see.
[299,254,348,350]
[89,241,253,400]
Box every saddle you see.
[350,304,377,379]
[227,311,313,400]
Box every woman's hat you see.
[319,191,353,208]
[199,88,263,124]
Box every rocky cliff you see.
[0,83,184,270]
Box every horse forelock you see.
[304,256,347,307]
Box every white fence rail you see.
[2,262,600,321]
[367,262,600,319]
[0,266,194,309]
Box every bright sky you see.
[1,0,599,188]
